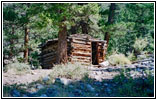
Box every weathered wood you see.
[42,52,57,58]
[71,49,91,53]
[72,52,91,57]
[71,39,91,45]
[71,43,91,48]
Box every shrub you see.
[49,63,89,80]
[4,62,31,75]
[113,71,154,97]
[127,51,136,61]
[108,53,131,66]
[133,38,148,54]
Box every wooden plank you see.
[71,43,91,48]
[72,56,91,60]
[71,48,91,53]
[72,52,91,57]
[42,52,57,58]
[72,39,91,45]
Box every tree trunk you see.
[104,3,116,58]
[56,23,68,64]
[24,25,29,63]
[70,25,77,34]
[80,20,88,34]
[10,25,14,58]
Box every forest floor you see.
[3,55,154,97]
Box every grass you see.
[49,62,89,80]
[4,62,31,75]
[108,53,131,66]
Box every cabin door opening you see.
[92,42,98,65]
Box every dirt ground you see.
[3,69,52,85]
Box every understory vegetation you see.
[49,63,89,80]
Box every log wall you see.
[40,34,107,69]
[69,37,92,65]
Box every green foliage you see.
[127,51,136,61]
[49,63,89,80]
[133,38,148,54]
[113,71,154,97]
[108,53,131,66]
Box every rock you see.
[94,75,102,81]
[74,89,82,96]
[99,61,109,67]
[86,84,95,92]
[12,89,20,97]
[68,85,74,88]
[104,83,108,86]
[36,84,44,89]
[60,78,72,85]
[46,88,58,97]
[22,94,28,97]
[106,88,112,94]
[40,94,47,97]
[43,76,50,82]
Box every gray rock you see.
[60,78,72,85]
[106,88,112,94]
[68,85,74,88]
[22,94,28,97]
[99,61,109,67]
[74,89,82,96]
[86,84,95,92]
[40,94,47,97]
[12,89,20,97]
[43,76,50,82]
[36,84,44,89]
[46,88,58,97]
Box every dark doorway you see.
[92,42,98,65]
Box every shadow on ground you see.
[3,72,154,97]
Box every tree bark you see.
[24,25,29,63]
[80,20,88,34]
[104,3,116,58]
[10,25,14,58]
[56,23,68,64]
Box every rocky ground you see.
[3,54,154,97]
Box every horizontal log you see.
[41,52,57,58]
[71,56,91,60]
[42,56,56,61]
[71,49,91,53]
[71,39,91,45]
[72,52,91,57]
[71,59,91,63]
[71,43,91,48]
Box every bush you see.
[49,63,89,80]
[113,71,154,97]
[133,38,148,54]
[4,62,31,75]
[127,51,136,61]
[108,53,131,66]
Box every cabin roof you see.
[39,34,106,48]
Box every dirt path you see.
[3,69,52,85]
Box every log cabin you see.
[39,34,107,69]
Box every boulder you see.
[99,61,109,67]
[43,76,50,82]
[60,78,72,85]
[86,84,95,92]
[12,89,20,97]
[36,84,44,89]
[40,94,47,97]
